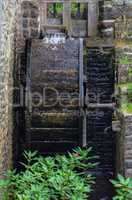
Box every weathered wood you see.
[39,0,99,37]
[39,0,100,3]
[88,2,99,36]
[30,141,78,154]
[63,2,71,35]
[29,128,79,141]
[79,38,84,108]
[25,38,81,153]
[39,2,47,32]
[86,103,115,108]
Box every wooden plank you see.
[30,141,78,153]
[43,24,66,29]
[39,0,100,3]
[40,2,47,32]
[29,128,78,141]
[88,1,99,36]
[86,103,115,109]
[79,38,84,108]
[63,2,71,35]
[79,39,87,147]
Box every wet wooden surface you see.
[26,38,81,153]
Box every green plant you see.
[121,103,132,113]
[119,56,132,65]
[118,83,132,113]
[111,174,132,200]
[128,68,132,77]
[0,147,97,200]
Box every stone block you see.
[125,160,132,169]
[125,169,132,177]
[22,19,28,28]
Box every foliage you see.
[121,103,132,113]
[128,68,132,77]
[0,147,97,200]
[111,174,132,200]
[48,3,63,18]
[118,83,132,113]
[71,3,87,15]
[119,56,132,65]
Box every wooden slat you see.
[39,0,100,3]
[43,24,66,29]
[88,2,99,36]
[29,128,79,141]
[86,103,115,109]
[29,141,78,153]
[63,1,71,35]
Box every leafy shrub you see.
[111,174,132,200]
[0,147,97,200]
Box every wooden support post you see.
[40,2,47,31]
[43,3,47,26]
[88,1,98,37]
[79,38,87,147]
[63,2,71,35]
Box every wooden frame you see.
[39,0,99,36]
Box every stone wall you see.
[97,0,132,177]
[0,0,20,177]
[123,115,132,177]
[21,1,39,38]
[0,0,39,176]
[112,0,132,177]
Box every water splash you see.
[43,33,66,44]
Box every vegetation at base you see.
[0,147,97,200]
[111,174,132,200]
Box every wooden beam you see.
[39,0,100,3]
[86,103,115,109]
[40,2,47,31]
[63,2,71,35]
[88,1,99,37]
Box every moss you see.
[119,56,132,65]
[121,103,132,114]
[128,68,132,76]
[118,83,132,89]
[118,83,132,113]
[127,83,132,90]
[115,40,132,48]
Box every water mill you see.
[0,0,132,199]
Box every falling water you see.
[43,33,66,44]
